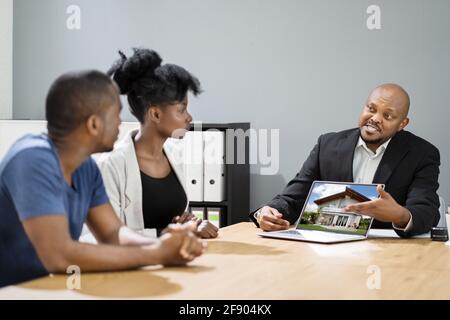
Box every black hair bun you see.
[107,48,162,94]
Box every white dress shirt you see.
[352,137,412,231]
[352,137,390,184]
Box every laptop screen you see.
[296,181,381,236]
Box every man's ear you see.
[86,115,103,137]
[398,117,409,131]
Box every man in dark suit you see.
[251,83,440,237]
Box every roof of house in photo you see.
[314,187,371,205]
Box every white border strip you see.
[0,0,13,119]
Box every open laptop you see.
[258,181,383,244]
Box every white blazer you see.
[98,129,188,237]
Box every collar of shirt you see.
[356,136,391,158]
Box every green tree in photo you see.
[302,211,320,224]
[358,217,371,230]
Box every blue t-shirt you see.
[0,134,109,287]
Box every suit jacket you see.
[98,129,188,238]
[251,128,441,237]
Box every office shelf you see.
[187,123,250,227]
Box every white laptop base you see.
[258,229,367,244]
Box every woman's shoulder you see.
[98,131,136,168]
[164,137,185,155]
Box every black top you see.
[141,169,188,231]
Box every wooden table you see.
[1,222,450,300]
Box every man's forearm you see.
[47,240,162,274]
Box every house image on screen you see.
[313,187,371,229]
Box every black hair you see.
[46,70,116,137]
[107,48,202,123]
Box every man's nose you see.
[370,114,382,124]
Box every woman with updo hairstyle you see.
[98,48,218,238]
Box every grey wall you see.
[13,0,450,211]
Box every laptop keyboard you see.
[283,230,303,235]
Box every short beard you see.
[96,141,114,154]
[360,133,384,146]
[103,144,115,153]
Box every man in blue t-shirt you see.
[0,71,205,288]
